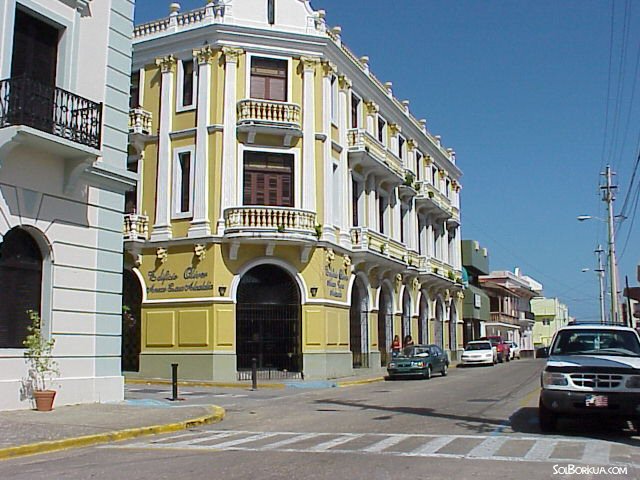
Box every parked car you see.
[538,323,640,432]
[506,341,521,360]
[460,341,496,366]
[387,344,449,379]
[483,336,510,363]
[535,346,550,358]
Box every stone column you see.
[388,123,400,156]
[338,74,352,247]
[151,55,176,241]
[392,189,401,241]
[301,56,320,213]
[366,174,377,229]
[364,101,378,136]
[188,46,215,238]
[321,61,335,241]
[218,46,243,235]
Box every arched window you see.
[0,228,43,348]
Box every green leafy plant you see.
[403,172,415,188]
[314,224,322,239]
[277,224,285,233]
[23,310,59,391]
[428,191,435,198]
[447,271,456,281]
[432,267,439,274]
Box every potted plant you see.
[23,310,59,411]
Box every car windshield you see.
[401,346,429,357]
[466,342,491,351]
[550,329,640,357]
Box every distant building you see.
[531,298,569,347]
[461,240,490,344]
[479,268,541,352]
[0,0,134,410]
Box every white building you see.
[0,0,134,410]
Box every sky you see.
[133,0,640,323]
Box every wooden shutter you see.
[243,152,293,207]
[250,58,287,101]
[12,9,59,86]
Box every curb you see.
[126,378,286,389]
[0,405,225,462]
[337,377,385,387]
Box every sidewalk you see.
[0,401,224,461]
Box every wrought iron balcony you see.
[0,76,102,149]
[123,213,149,242]
[224,206,317,238]
[236,99,302,145]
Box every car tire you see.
[441,364,448,376]
[425,366,432,380]
[538,399,558,433]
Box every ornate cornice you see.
[301,56,322,72]
[364,101,379,115]
[321,60,336,77]
[388,123,401,136]
[155,55,177,73]
[222,46,243,64]
[193,46,216,65]
[338,75,352,90]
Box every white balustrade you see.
[123,214,149,241]
[237,100,301,127]
[224,207,316,235]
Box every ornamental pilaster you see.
[193,45,216,65]
[301,55,321,72]
[406,139,417,152]
[320,60,336,77]
[388,123,401,136]
[222,46,243,64]
[338,75,352,90]
[155,55,177,73]
[364,101,379,116]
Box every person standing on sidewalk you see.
[392,335,401,358]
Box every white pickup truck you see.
[538,323,640,432]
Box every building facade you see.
[531,297,569,347]
[479,268,541,354]
[0,0,134,409]
[461,240,490,345]
[124,0,464,382]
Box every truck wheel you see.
[538,399,558,432]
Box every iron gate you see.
[121,270,142,372]
[236,304,302,378]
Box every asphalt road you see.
[2,359,639,480]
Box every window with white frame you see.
[250,56,287,102]
[378,191,388,235]
[351,93,361,129]
[352,178,363,227]
[176,59,196,110]
[172,147,195,217]
[377,116,386,145]
[416,151,423,180]
[398,135,405,160]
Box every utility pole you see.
[602,165,620,324]
[595,244,606,324]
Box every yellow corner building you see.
[122,0,465,382]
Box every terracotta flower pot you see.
[34,390,56,411]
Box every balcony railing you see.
[129,108,152,135]
[237,99,301,129]
[123,214,149,241]
[0,76,102,149]
[347,129,404,179]
[224,206,316,236]
[490,312,520,325]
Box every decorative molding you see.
[388,123,401,136]
[155,55,177,73]
[394,273,403,293]
[338,75,352,90]
[194,243,206,260]
[406,139,417,152]
[325,247,335,267]
[156,247,168,264]
[193,45,216,65]
[364,101,379,115]
[221,46,243,64]
[343,254,352,272]
[301,56,322,72]
[321,60,336,77]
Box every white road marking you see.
[361,435,407,453]
[524,439,558,461]
[308,434,364,451]
[408,436,456,455]
[581,441,611,465]
[107,430,631,467]
[467,436,509,458]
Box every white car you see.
[461,341,497,366]
[506,341,521,360]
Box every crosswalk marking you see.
[308,434,364,452]
[581,441,611,465]
[524,439,557,461]
[408,436,456,455]
[361,435,406,453]
[107,430,636,467]
[467,436,509,458]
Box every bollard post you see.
[171,363,179,401]
[251,357,257,390]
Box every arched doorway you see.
[401,288,411,343]
[418,293,429,344]
[449,303,458,352]
[377,286,392,366]
[434,299,444,348]
[349,277,369,368]
[0,228,43,348]
[236,264,301,377]
[121,269,142,372]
